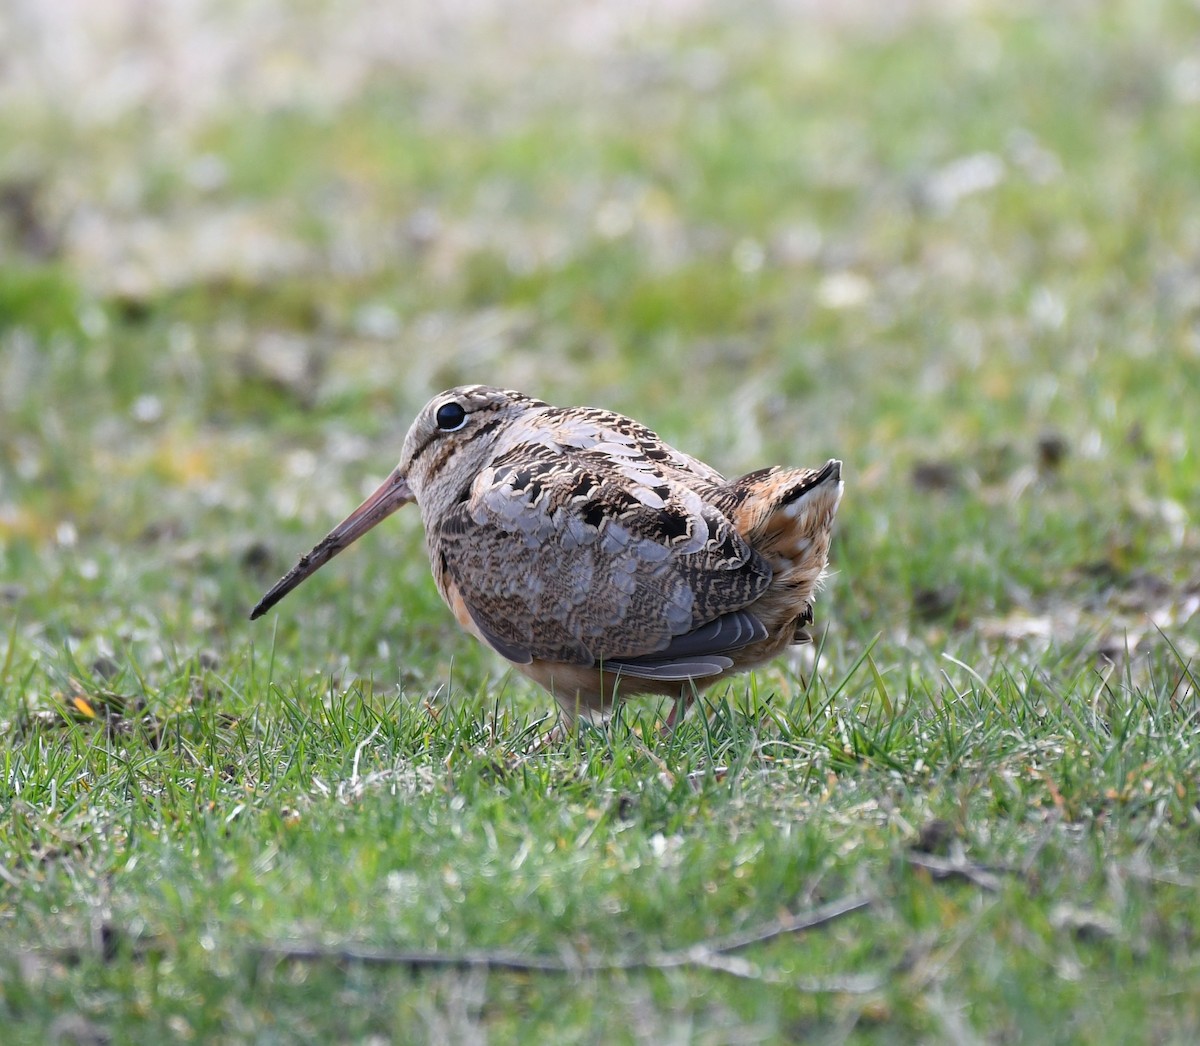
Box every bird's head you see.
[250,384,543,619]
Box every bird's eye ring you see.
[435,401,468,431]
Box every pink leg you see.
[663,689,693,732]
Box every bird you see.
[251,385,844,729]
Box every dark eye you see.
[435,401,468,431]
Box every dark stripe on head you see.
[412,404,507,467]
[424,438,460,481]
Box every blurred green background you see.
[3,0,1197,678]
[4,0,1199,657]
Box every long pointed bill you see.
[250,468,414,619]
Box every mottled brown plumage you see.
[252,385,843,727]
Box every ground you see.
[2,0,1200,1042]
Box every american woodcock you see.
[251,385,843,727]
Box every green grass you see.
[3,1,1200,1041]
